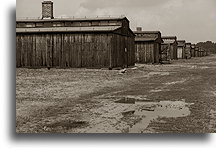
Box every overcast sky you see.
[17,0,215,43]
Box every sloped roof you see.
[177,40,186,47]
[177,40,186,42]
[133,31,161,34]
[16,16,128,23]
[16,26,122,33]
[162,36,177,39]
[162,36,177,44]
[163,40,175,44]
[135,37,158,42]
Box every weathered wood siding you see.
[135,42,159,64]
[161,44,171,62]
[172,43,178,60]
[177,47,185,59]
[191,48,195,57]
[16,32,135,68]
[195,47,199,57]
[185,48,191,59]
[170,45,174,60]
[111,34,135,68]
[154,43,160,63]
[161,43,177,61]
[16,33,113,68]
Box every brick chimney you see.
[136,27,142,31]
[42,1,54,19]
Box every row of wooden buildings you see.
[16,1,208,69]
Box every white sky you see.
[16,0,215,43]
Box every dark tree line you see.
[196,41,216,54]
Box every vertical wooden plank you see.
[28,35,32,67]
[26,35,29,67]
[72,34,75,68]
[61,34,64,68]
[74,34,78,67]
[52,34,56,67]
[21,35,23,67]
[42,34,46,67]
[23,35,27,67]
[57,34,60,67]
[16,35,20,67]
[35,34,38,67]
[32,34,35,67]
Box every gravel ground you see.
[16,55,215,133]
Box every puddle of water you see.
[81,95,193,133]
[129,101,194,133]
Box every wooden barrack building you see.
[191,44,195,57]
[133,28,163,64]
[161,36,178,62]
[195,46,199,57]
[16,1,135,69]
[177,40,186,59]
[185,43,192,59]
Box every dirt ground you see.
[16,55,216,133]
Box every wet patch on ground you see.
[129,100,194,133]
[80,96,194,133]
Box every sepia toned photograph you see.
[16,0,215,133]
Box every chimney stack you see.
[136,27,142,31]
[42,1,54,19]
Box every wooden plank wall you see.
[127,36,135,66]
[191,48,195,57]
[170,45,174,60]
[177,47,183,59]
[16,33,113,68]
[135,42,156,64]
[185,47,191,59]
[177,46,187,59]
[161,44,171,61]
[110,34,135,68]
[154,43,160,63]
[182,47,186,59]
[172,43,178,60]
[16,33,135,68]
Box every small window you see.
[44,22,52,27]
[100,21,109,26]
[109,20,120,26]
[53,22,64,27]
[25,23,35,27]
[92,21,99,26]
[65,22,72,27]
[71,22,81,27]
[81,22,90,27]
[16,23,26,28]
[36,23,43,27]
